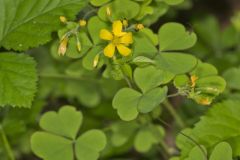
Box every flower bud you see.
[106,7,111,16]
[93,54,100,68]
[59,16,67,23]
[135,24,144,30]
[58,37,68,56]
[79,19,87,27]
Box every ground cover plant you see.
[0,0,240,159]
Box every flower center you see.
[112,36,121,45]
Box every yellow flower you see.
[100,20,133,58]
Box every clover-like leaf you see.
[75,129,107,160]
[159,23,197,51]
[31,106,107,160]
[98,0,140,21]
[0,52,37,108]
[209,142,232,160]
[134,66,174,93]
[112,87,167,121]
[31,132,74,160]
[155,53,198,74]
[39,106,83,139]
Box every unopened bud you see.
[123,20,128,27]
[79,19,87,27]
[135,24,144,30]
[190,75,198,88]
[106,7,111,16]
[77,41,81,52]
[93,54,100,68]
[60,16,67,23]
[58,37,68,56]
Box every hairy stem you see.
[0,125,15,160]
[163,100,185,129]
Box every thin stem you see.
[0,126,15,160]
[167,92,181,98]
[163,100,185,129]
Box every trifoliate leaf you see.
[155,53,198,74]
[159,23,197,51]
[134,66,174,93]
[0,52,37,108]
[39,106,83,139]
[75,130,107,160]
[0,0,87,51]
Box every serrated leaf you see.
[0,0,88,51]
[159,23,197,51]
[0,52,37,108]
[177,100,240,158]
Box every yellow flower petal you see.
[100,29,113,40]
[120,32,133,44]
[117,44,131,56]
[104,43,115,58]
[112,20,125,36]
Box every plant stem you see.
[0,125,15,160]
[163,100,185,129]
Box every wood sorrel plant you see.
[0,0,234,160]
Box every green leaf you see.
[31,106,107,160]
[209,142,232,160]
[164,0,184,5]
[159,23,197,51]
[112,88,141,121]
[132,56,155,66]
[185,145,207,160]
[82,46,103,70]
[98,0,140,21]
[177,100,240,158]
[75,130,107,160]
[155,53,197,74]
[0,0,87,51]
[39,106,83,139]
[87,16,109,45]
[0,52,37,108]
[133,32,158,58]
[138,87,167,113]
[223,67,240,90]
[90,0,110,6]
[134,66,174,93]
[112,87,167,121]
[31,132,74,160]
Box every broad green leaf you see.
[112,87,167,121]
[155,53,197,74]
[0,52,37,108]
[191,62,218,77]
[134,125,165,153]
[40,106,83,139]
[111,121,139,146]
[112,88,141,121]
[133,32,158,58]
[90,0,111,6]
[164,0,184,5]
[223,67,240,90]
[185,145,207,160]
[98,0,140,21]
[0,0,87,51]
[134,66,174,93]
[138,87,167,113]
[31,132,73,160]
[87,16,109,44]
[132,56,155,66]
[75,130,107,160]
[82,46,103,70]
[177,100,240,158]
[140,28,159,46]
[159,23,197,51]
[209,142,232,160]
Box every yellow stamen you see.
[60,16,67,23]
[79,19,87,27]
[191,75,198,88]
